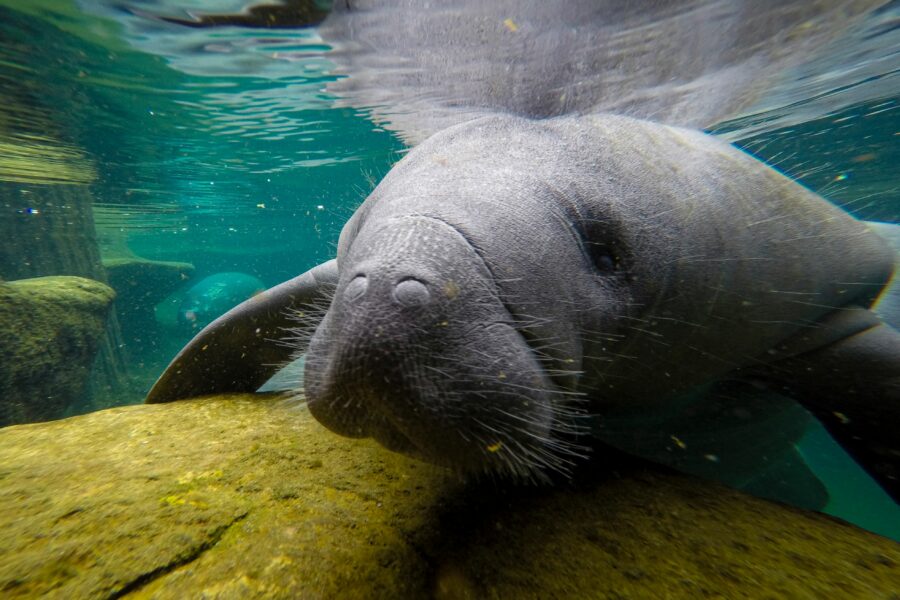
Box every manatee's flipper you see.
[764,311,900,504]
[738,446,828,511]
[146,259,338,404]
[593,380,827,510]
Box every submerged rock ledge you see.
[0,276,115,426]
[0,395,897,599]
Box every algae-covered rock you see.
[0,395,897,599]
[0,276,115,426]
[0,183,102,281]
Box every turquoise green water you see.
[0,2,403,281]
[0,0,403,394]
[0,1,897,542]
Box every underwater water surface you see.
[1,0,899,555]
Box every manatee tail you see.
[146,259,338,403]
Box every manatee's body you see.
[148,113,899,502]
[176,272,265,331]
[143,1,899,503]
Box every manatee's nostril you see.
[344,274,368,302]
[393,278,430,307]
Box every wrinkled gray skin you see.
[146,1,900,502]
[305,114,898,485]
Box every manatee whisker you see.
[610,315,651,323]
[624,326,666,338]
[421,364,457,378]
[492,409,589,440]
[589,351,640,362]
[495,381,587,398]
[542,368,586,378]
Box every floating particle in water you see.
[316,204,325,210]
[833,411,851,424]
[833,173,848,182]
[850,153,877,163]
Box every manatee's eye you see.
[580,217,629,277]
[586,242,618,274]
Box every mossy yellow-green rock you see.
[0,395,897,599]
[0,276,115,426]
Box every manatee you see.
[148,113,899,501]
[175,272,265,331]
[144,2,899,502]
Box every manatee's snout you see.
[304,215,583,479]
[306,260,448,450]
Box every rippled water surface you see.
[1,0,898,542]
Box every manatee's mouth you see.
[304,317,588,480]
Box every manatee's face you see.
[303,215,584,479]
